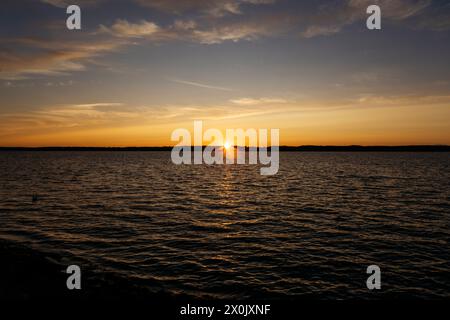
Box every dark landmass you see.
[0,145,449,152]
[277,145,450,152]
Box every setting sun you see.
[223,142,232,150]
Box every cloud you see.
[191,22,275,43]
[69,103,124,108]
[300,0,432,38]
[40,0,104,7]
[0,102,127,138]
[170,79,233,91]
[413,1,450,31]
[133,0,211,13]
[0,37,127,80]
[302,25,342,39]
[349,0,431,20]
[99,19,160,38]
[0,100,278,140]
[97,14,284,44]
[5,0,448,82]
[134,0,275,16]
[230,97,288,106]
[354,94,450,108]
[128,0,446,42]
[173,20,197,30]
[184,9,294,44]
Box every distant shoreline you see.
[0,145,449,152]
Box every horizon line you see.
[1,145,449,152]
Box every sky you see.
[1,0,449,146]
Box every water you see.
[0,151,449,299]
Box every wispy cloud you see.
[99,19,161,38]
[230,97,288,106]
[169,78,234,91]
[191,22,277,44]
[40,0,104,7]
[69,103,124,108]
[0,37,127,80]
[133,0,276,16]
[300,0,432,38]
[97,15,282,44]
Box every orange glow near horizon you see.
[1,101,450,147]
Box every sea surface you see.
[0,151,449,299]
